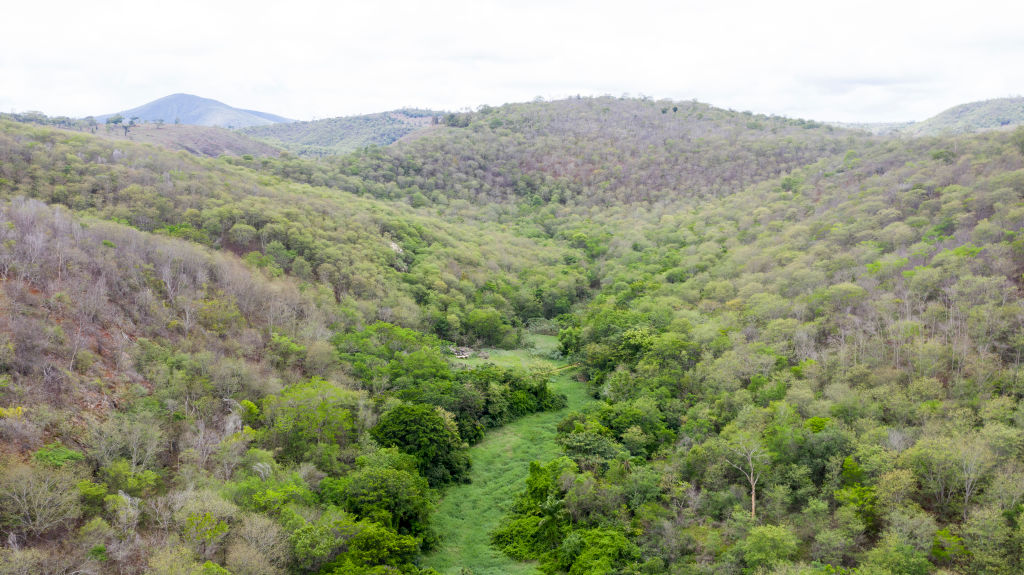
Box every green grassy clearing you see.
[420,335,592,574]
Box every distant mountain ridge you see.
[833,96,1024,136]
[95,93,294,128]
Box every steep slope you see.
[0,116,583,574]
[0,119,590,344]
[241,109,439,156]
[96,93,294,128]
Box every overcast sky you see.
[3,0,1022,123]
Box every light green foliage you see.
[147,545,204,575]
[239,399,260,426]
[99,458,160,497]
[289,508,360,572]
[77,479,108,516]
[834,483,878,532]
[267,332,306,370]
[87,544,109,562]
[1012,125,1024,155]
[341,521,420,569]
[227,472,315,513]
[228,222,258,246]
[857,534,932,575]
[740,525,800,571]
[184,512,230,559]
[554,528,639,575]
[962,505,1018,574]
[466,306,516,347]
[261,377,360,460]
[32,441,84,467]
[104,491,141,539]
[197,290,245,335]
[240,108,439,156]
[200,562,232,575]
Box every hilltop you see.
[836,96,1024,136]
[272,96,869,211]
[95,93,294,128]
[903,96,1024,135]
[240,108,440,156]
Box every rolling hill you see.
[92,122,283,157]
[240,108,440,156]
[0,95,1022,575]
[902,96,1024,135]
[95,93,294,128]
[836,96,1024,136]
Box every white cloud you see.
[2,0,1022,122]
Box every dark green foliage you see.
[371,404,470,486]
[321,463,432,536]
[87,545,109,562]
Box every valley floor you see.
[421,335,592,575]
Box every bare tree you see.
[0,463,81,538]
[958,434,994,521]
[724,433,769,519]
[89,414,166,471]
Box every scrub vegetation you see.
[0,95,1022,575]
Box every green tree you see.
[321,464,432,535]
[228,222,258,247]
[289,509,359,572]
[371,403,470,486]
[858,533,932,575]
[740,524,799,572]
[466,306,510,346]
[261,377,359,460]
[183,512,230,560]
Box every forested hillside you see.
[0,97,1022,575]
[493,124,1024,575]
[901,97,1024,136]
[241,110,439,157]
[837,97,1024,137]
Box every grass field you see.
[420,335,592,574]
